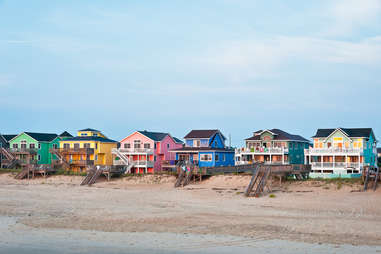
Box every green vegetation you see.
[0,168,22,174]
[269,194,276,198]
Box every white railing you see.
[118,148,154,154]
[235,147,289,155]
[132,160,154,167]
[305,148,363,155]
[311,162,362,169]
[235,160,289,166]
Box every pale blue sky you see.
[1,0,381,146]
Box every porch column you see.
[282,154,285,165]
[321,156,323,169]
[345,155,347,168]
[333,155,335,170]
[270,154,272,164]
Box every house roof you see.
[184,130,224,139]
[78,128,100,132]
[59,131,73,137]
[377,148,381,154]
[246,129,310,142]
[312,128,373,138]
[170,147,234,152]
[62,136,117,143]
[173,137,184,144]
[138,131,169,142]
[24,132,58,142]
[2,134,17,142]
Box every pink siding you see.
[120,132,155,149]
[120,131,182,173]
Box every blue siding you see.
[214,151,235,167]
[210,133,225,149]
[198,152,215,167]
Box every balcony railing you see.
[69,160,94,166]
[51,148,94,154]
[235,147,288,155]
[305,148,363,155]
[118,148,154,154]
[311,161,362,169]
[9,148,38,154]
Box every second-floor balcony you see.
[310,162,364,169]
[51,148,94,155]
[69,160,94,166]
[9,148,38,154]
[305,148,363,155]
[236,147,289,155]
[118,148,154,154]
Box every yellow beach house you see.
[55,128,117,172]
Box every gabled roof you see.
[312,128,374,138]
[59,131,73,137]
[78,128,100,132]
[23,132,58,142]
[62,136,117,143]
[246,129,310,142]
[2,134,17,142]
[184,130,225,139]
[172,136,184,144]
[138,131,169,142]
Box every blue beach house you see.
[170,129,235,167]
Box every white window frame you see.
[200,154,212,161]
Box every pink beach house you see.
[112,131,183,174]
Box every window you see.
[200,154,212,161]
[84,143,91,148]
[30,144,35,149]
[21,140,27,149]
[223,154,226,161]
[154,156,156,161]
[134,140,141,149]
[95,143,98,149]
[38,143,41,149]
[93,133,98,137]
[38,155,41,161]
[74,143,80,149]
[195,140,200,147]
[144,143,150,149]
[167,144,170,149]
[214,141,217,147]
[53,144,58,149]
[63,143,70,149]
[154,143,157,149]
[215,154,219,161]
[81,133,88,136]
[124,143,130,149]
[95,155,98,161]
[13,144,18,149]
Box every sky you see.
[1,0,381,146]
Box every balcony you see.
[69,160,94,166]
[311,162,362,169]
[235,147,289,155]
[118,148,154,154]
[51,148,94,155]
[9,148,38,154]
[305,148,363,155]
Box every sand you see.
[0,172,381,253]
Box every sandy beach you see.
[0,173,381,253]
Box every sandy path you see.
[0,173,381,247]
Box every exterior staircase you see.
[0,147,20,169]
[50,149,70,169]
[112,148,129,165]
[245,167,271,197]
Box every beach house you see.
[170,129,235,167]
[113,131,183,174]
[305,128,378,178]
[7,132,63,166]
[235,129,310,165]
[56,128,117,172]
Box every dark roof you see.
[246,129,310,142]
[312,128,373,138]
[2,134,17,142]
[59,131,73,137]
[138,131,169,141]
[79,128,100,132]
[170,147,234,152]
[184,130,222,139]
[63,136,117,143]
[377,148,381,154]
[173,137,184,144]
[24,132,58,142]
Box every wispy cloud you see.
[325,0,381,36]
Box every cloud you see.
[192,35,381,82]
[326,0,381,36]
